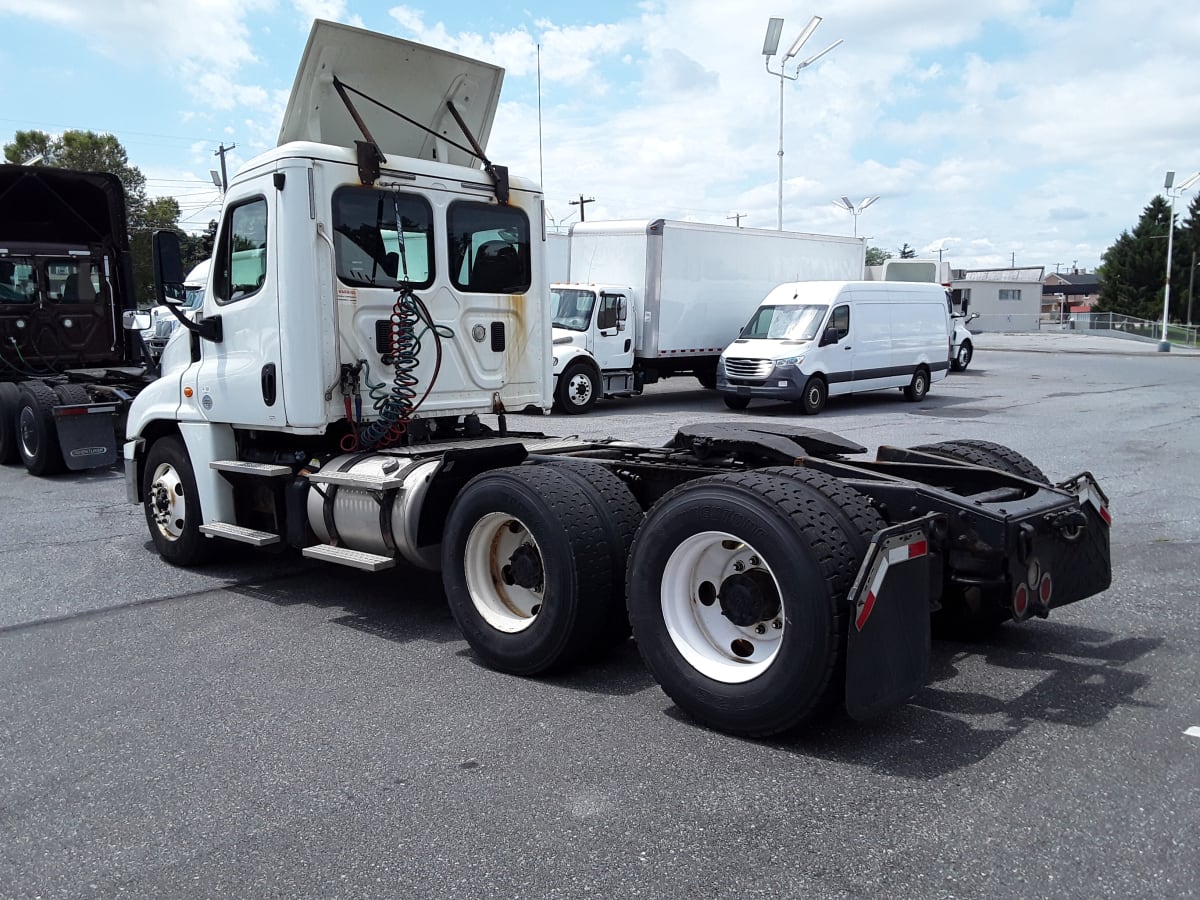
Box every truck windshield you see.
[550,288,596,332]
[740,304,827,341]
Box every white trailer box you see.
[549,218,864,412]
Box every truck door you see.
[592,291,634,371]
[193,179,284,427]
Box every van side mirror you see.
[819,324,839,347]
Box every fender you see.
[552,344,597,379]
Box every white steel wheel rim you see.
[463,512,544,633]
[957,345,971,366]
[660,530,785,684]
[567,371,593,405]
[148,461,187,541]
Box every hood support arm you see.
[330,75,508,203]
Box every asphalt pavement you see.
[1,345,1198,899]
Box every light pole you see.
[1159,170,1200,352]
[763,16,842,232]
[832,195,878,237]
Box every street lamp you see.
[832,195,878,238]
[1159,170,1200,352]
[763,16,842,232]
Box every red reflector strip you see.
[1099,505,1112,526]
[855,592,877,631]
[908,539,928,559]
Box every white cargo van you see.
[716,280,950,413]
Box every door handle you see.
[843,345,853,350]
[261,363,277,406]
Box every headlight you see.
[773,355,804,369]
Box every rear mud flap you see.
[54,403,119,470]
[844,517,941,721]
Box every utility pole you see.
[569,194,594,222]
[1188,250,1197,327]
[214,143,236,192]
[727,213,746,227]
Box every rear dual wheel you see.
[441,463,639,674]
[0,382,19,465]
[16,381,65,476]
[626,471,872,737]
[909,439,1049,637]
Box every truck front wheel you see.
[16,381,65,476]
[626,472,860,737]
[441,465,616,674]
[142,436,214,566]
[951,341,973,371]
[554,362,599,414]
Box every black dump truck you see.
[0,164,154,475]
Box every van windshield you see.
[740,304,827,341]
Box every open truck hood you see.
[278,20,504,168]
[0,164,128,250]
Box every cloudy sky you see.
[1,0,1196,272]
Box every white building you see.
[951,267,1046,333]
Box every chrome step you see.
[307,469,408,490]
[302,545,396,571]
[210,460,292,477]
[199,522,281,546]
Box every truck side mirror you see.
[152,229,222,344]
[152,230,186,306]
[617,297,628,331]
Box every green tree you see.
[1178,194,1200,325]
[1097,196,1174,320]
[4,128,178,301]
[865,246,892,267]
[898,243,916,258]
[180,220,217,271]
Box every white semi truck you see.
[549,219,864,412]
[125,21,1112,738]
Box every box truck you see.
[549,219,864,413]
[124,20,1112,738]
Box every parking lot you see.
[2,338,1198,899]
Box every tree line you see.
[3,129,215,305]
[1096,193,1200,324]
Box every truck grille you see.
[723,358,773,379]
